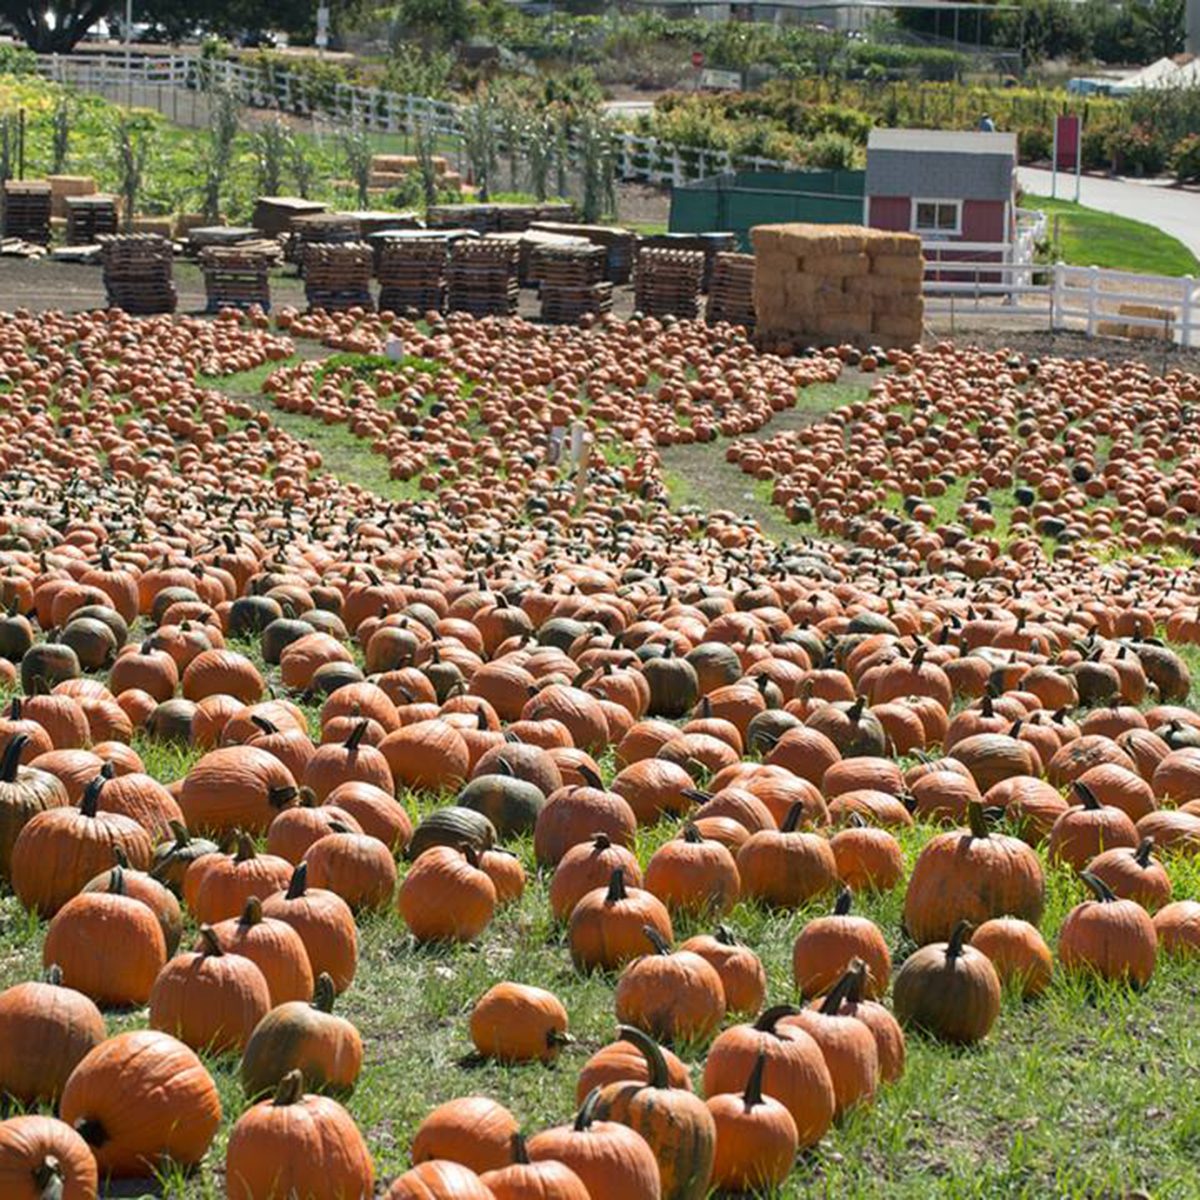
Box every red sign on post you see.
[691,51,705,68]
[1055,115,1081,171]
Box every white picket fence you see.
[35,51,790,186]
[923,254,1199,347]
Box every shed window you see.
[912,200,962,235]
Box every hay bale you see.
[873,313,925,339]
[864,231,922,257]
[873,254,925,281]
[130,216,173,237]
[872,293,924,319]
[48,175,96,218]
[1118,303,1174,341]
[804,252,870,279]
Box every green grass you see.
[1029,195,1200,277]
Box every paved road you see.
[1018,167,1200,264]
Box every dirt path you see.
[659,375,867,542]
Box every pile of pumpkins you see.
[0,306,1199,1197]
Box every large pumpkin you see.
[0,1114,98,1200]
[225,1070,375,1200]
[60,1030,222,1178]
[593,1025,716,1200]
[903,802,1044,945]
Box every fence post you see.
[1086,265,1100,337]
[1181,276,1195,349]
[1050,262,1064,329]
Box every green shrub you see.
[805,131,858,170]
[1171,133,1200,183]
[1106,124,1168,176]
[1018,126,1052,162]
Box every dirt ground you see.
[2,256,1199,376]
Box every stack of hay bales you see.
[750,223,924,348]
[48,176,96,218]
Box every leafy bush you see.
[1018,126,1052,163]
[1171,133,1200,183]
[805,131,858,170]
[1106,124,1168,176]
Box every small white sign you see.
[316,5,330,48]
[699,68,742,92]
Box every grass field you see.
[1028,195,1200,277]
[0,357,1192,1197]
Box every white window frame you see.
[911,198,963,238]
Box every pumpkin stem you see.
[605,868,628,903]
[980,694,994,718]
[32,1154,63,1200]
[820,957,867,1015]
[511,1132,530,1165]
[753,1003,800,1034]
[198,925,223,956]
[714,924,739,946]
[297,787,319,809]
[239,896,264,928]
[1134,837,1155,869]
[1072,781,1101,811]
[285,862,308,900]
[345,720,369,752]
[578,764,604,791]
[108,865,126,895]
[73,1118,108,1148]
[780,801,806,834]
[167,819,191,848]
[0,732,27,783]
[911,644,926,670]
[312,972,337,1013]
[80,773,105,818]
[272,1069,305,1107]
[682,822,703,844]
[742,1051,768,1109]
[966,801,990,840]
[574,1087,601,1133]
[250,715,279,736]
[945,919,974,962]
[269,784,299,810]
[642,924,672,956]
[43,963,65,986]
[617,1024,670,1089]
[681,789,711,806]
[1079,870,1118,903]
[234,832,257,863]
[847,696,866,723]
[833,886,852,917]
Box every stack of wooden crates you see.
[750,224,924,348]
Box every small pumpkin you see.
[792,887,891,1000]
[892,920,1001,1044]
[470,982,572,1064]
[705,1052,797,1194]
[969,917,1053,998]
[1058,871,1157,987]
[613,925,726,1044]
[262,863,359,993]
[149,925,272,1054]
[398,845,496,944]
[480,1133,590,1200]
[412,1095,519,1175]
[568,868,673,973]
[241,974,364,1099]
[678,926,766,1016]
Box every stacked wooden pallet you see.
[642,231,737,291]
[304,242,374,312]
[65,195,119,245]
[3,181,52,245]
[377,236,450,314]
[428,204,501,235]
[528,221,636,284]
[446,239,519,317]
[535,244,612,324]
[634,247,705,320]
[706,252,756,329]
[200,245,275,312]
[252,196,327,238]
[99,235,177,314]
[290,212,362,269]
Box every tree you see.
[3,0,116,52]
[390,0,473,50]
[1128,0,1185,56]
